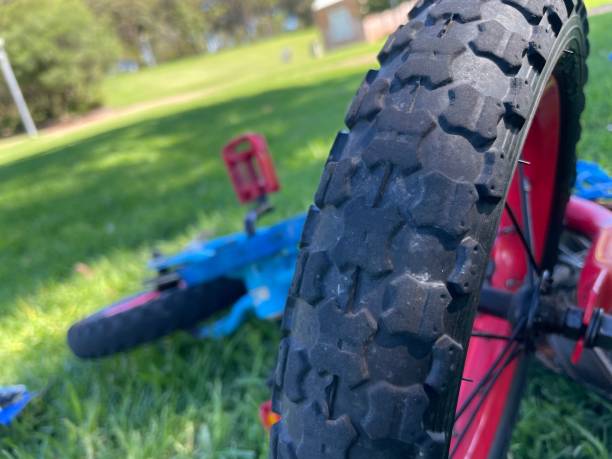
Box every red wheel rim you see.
[450,77,562,458]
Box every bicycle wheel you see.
[270,0,588,457]
[67,277,246,359]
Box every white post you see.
[0,37,37,137]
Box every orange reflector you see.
[259,400,281,431]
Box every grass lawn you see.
[586,0,612,8]
[100,30,379,109]
[1,12,611,459]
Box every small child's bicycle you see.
[67,134,304,357]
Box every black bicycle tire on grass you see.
[67,277,246,359]
[270,1,588,458]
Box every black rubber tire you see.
[270,1,588,458]
[67,277,246,359]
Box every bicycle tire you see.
[270,1,589,457]
[67,277,246,359]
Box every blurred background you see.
[0,0,611,458]
[0,0,420,137]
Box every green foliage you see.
[203,0,284,41]
[86,0,315,65]
[0,0,120,135]
[362,0,401,14]
[86,0,208,62]
[279,0,315,25]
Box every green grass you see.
[100,29,378,108]
[1,13,611,459]
[586,0,612,9]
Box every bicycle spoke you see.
[450,164,542,455]
[450,345,524,457]
[451,163,538,454]
[517,163,537,286]
[504,202,541,276]
[454,316,526,421]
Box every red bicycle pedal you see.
[222,133,280,204]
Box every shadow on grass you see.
[0,72,363,313]
[0,72,365,457]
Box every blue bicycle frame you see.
[149,214,306,338]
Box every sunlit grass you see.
[585,0,612,9]
[101,29,379,108]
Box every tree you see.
[278,0,314,25]
[0,0,120,135]
[89,0,313,62]
[203,0,279,40]
[365,0,399,13]
[85,0,208,63]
